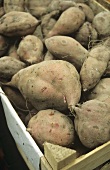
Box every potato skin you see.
[17,35,44,65]
[88,78,110,100]
[27,109,75,148]
[75,3,94,22]
[45,36,88,70]
[75,22,98,48]
[80,45,110,91]
[0,11,39,36]
[74,99,110,148]
[47,7,85,37]
[7,60,81,112]
[0,56,26,81]
[92,11,110,37]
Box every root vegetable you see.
[45,36,88,70]
[6,60,81,112]
[17,35,44,65]
[46,7,85,37]
[80,45,110,91]
[27,109,75,148]
[74,99,110,148]
[0,11,39,36]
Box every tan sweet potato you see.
[0,56,26,81]
[75,3,94,22]
[6,60,81,113]
[0,7,5,17]
[27,109,75,148]
[26,0,51,18]
[7,44,19,59]
[92,11,110,37]
[45,36,88,70]
[75,22,98,48]
[80,45,110,91]
[74,99,110,148]
[41,10,59,37]
[33,25,43,41]
[4,0,25,13]
[44,51,55,61]
[17,35,44,65]
[88,78,110,100]
[46,7,85,37]
[0,11,39,36]
[104,61,110,76]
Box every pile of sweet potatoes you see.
[0,0,110,156]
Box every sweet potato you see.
[26,0,51,18]
[80,45,110,91]
[75,3,94,22]
[41,10,59,37]
[33,25,43,41]
[4,0,25,13]
[92,11,110,37]
[6,60,81,113]
[27,109,75,148]
[75,22,98,48]
[45,36,88,70]
[104,61,110,77]
[0,56,26,81]
[0,11,39,36]
[46,7,85,37]
[2,85,33,112]
[44,51,55,61]
[88,78,110,100]
[17,35,44,65]
[7,44,19,59]
[74,99,110,148]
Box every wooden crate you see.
[0,1,110,170]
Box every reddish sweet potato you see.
[27,109,75,148]
[74,99,110,148]
[6,60,81,113]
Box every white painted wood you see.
[0,87,43,170]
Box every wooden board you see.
[96,0,110,10]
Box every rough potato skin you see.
[88,78,110,100]
[4,0,25,13]
[7,60,81,112]
[75,22,98,48]
[92,11,110,37]
[74,99,110,148]
[17,35,44,65]
[47,7,85,37]
[0,11,39,36]
[2,85,33,111]
[27,109,75,148]
[0,56,26,81]
[45,36,88,70]
[80,45,110,91]
[75,3,94,22]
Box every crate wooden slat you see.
[96,0,110,10]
